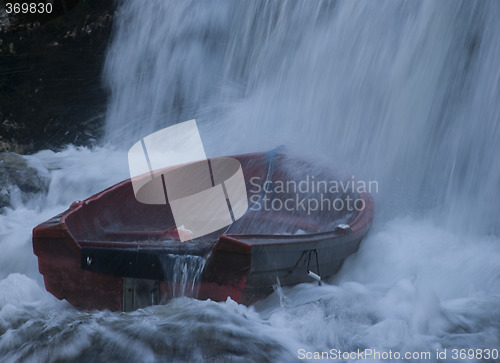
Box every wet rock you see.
[0,152,48,209]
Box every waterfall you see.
[0,1,499,360]
[104,0,500,235]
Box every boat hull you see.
[33,151,374,311]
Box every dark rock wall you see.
[0,0,115,154]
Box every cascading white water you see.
[165,254,207,298]
[1,0,499,360]
[104,0,500,235]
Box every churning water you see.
[1,0,500,361]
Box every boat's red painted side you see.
[33,152,374,310]
[33,206,122,310]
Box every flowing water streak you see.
[162,253,207,298]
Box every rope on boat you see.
[293,249,322,286]
[306,249,322,286]
[256,145,282,204]
[223,146,283,235]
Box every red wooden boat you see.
[32,150,374,311]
